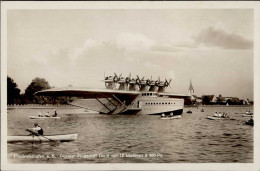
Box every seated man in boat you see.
[161,113,166,118]
[221,113,227,118]
[45,112,50,117]
[169,112,174,117]
[38,112,43,117]
[52,111,58,117]
[28,123,44,135]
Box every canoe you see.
[29,116,61,119]
[160,115,182,120]
[186,111,192,114]
[8,133,77,143]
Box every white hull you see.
[8,133,77,142]
[29,116,61,119]
[242,114,253,117]
[70,96,184,115]
[160,115,182,120]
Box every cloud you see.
[193,27,253,49]
[143,61,162,70]
[116,32,155,51]
[151,42,197,52]
[70,39,100,60]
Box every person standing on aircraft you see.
[28,123,44,135]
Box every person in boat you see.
[222,113,227,118]
[161,113,166,118]
[45,112,50,117]
[52,111,58,117]
[169,112,174,117]
[38,112,42,117]
[28,123,44,135]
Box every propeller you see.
[113,73,121,82]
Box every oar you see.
[26,129,56,142]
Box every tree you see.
[202,96,211,105]
[24,77,51,103]
[7,76,21,104]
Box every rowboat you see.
[244,119,254,126]
[242,114,253,117]
[206,116,226,120]
[160,115,182,120]
[8,133,77,143]
[29,116,61,119]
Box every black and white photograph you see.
[1,1,260,170]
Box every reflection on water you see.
[7,106,253,163]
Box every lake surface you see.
[7,106,253,163]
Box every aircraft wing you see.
[36,87,140,114]
[36,87,140,98]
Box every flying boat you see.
[36,74,190,115]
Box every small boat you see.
[186,110,192,114]
[7,133,77,143]
[206,116,226,120]
[29,116,61,119]
[244,119,254,126]
[242,114,253,117]
[160,115,182,120]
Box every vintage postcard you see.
[1,1,260,170]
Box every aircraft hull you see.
[69,97,184,115]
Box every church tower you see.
[188,80,194,96]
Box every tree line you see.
[7,76,68,105]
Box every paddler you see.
[38,112,42,117]
[170,112,174,117]
[52,111,58,117]
[161,113,166,118]
[45,112,50,117]
[28,123,44,135]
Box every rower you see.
[170,112,174,117]
[45,112,50,117]
[38,112,42,117]
[28,123,44,135]
[161,113,166,118]
[52,111,58,117]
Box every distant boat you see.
[187,110,192,114]
[206,116,226,120]
[244,118,254,126]
[160,115,182,120]
[29,116,61,119]
[242,114,253,117]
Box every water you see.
[7,106,253,163]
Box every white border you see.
[1,1,260,170]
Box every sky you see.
[7,9,254,100]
